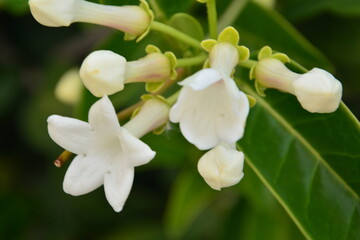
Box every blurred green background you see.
[0,0,359,239]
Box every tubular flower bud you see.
[254,58,342,113]
[79,50,174,97]
[29,0,152,39]
[123,96,170,138]
[198,143,244,191]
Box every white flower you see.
[47,96,156,212]
[255,58,342,113]
[80,50,127,97]
[293,68,342,113]
[80,50,174,97]
[170,42,249,150]
[198,143,244,190]
[29,0,152,39]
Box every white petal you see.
[47,115,93,155]
[118,128,156,167]
[179,68,222,90]
[63,153,108,196]
[170,77,249,150]
[215,78,249,143]
[104,164,134,212]
[88,96,121,134]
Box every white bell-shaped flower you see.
[29,0,152,39]
[293,68,342,113]
[170,42,249,150]
[47,96,159,212]
[198,143,244,190]
[255,58,342,113]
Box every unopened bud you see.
[254,58,342,113]
[29,0,152,39]
[198,143,244,191]
[79,50,126,97]
[123,96,170,138]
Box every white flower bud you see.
[55,68,82,105]
[255,58,298,94]
[197,143,244,190]
[293,68,342,113]
[125,53,172,83]
[79,50,126,97]
[123,97,170,138]
[80,50,174,97]
[254,58,342,113]
[29,0,151,37]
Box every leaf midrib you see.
[244,85,360,200]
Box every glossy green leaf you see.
[169,13,205,41]
[232,1,333,70]
[164,170,217,239]
[278,0,360,21]
[237,78,360,239]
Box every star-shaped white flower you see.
[47,96,155,212]
[169,68,249,150]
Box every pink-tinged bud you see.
[29,0,152,39]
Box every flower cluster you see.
[29,0,343,212]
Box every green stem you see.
[150,21,201,49]
[238,59,258,69]
[176,54,207,67]
[289,59,308,74]
[166,90,180,106]
[206,0,218,39]
[218,0,248,30]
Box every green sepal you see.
[164,51,178,80]
[145,44,161,54]
[124,33,137,41]
[255,80,267,97]
[246,94,257,108]
[258,46,273,60]
[130,106,142,119]
[135,0,154,42]
[201,39,217,52]
[218,26,239,46]
[237,45,250,62]
[202,58,210,69]
[152,123,167,135]
[249,66,256,80]
[141,94,170,107]
[272,53,290,63]
[145,81,165,93]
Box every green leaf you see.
[164,170,217,239]
[237,82,360,239]
[233,1,333,70]
[278,0,360,21]
[168,13,205,42]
